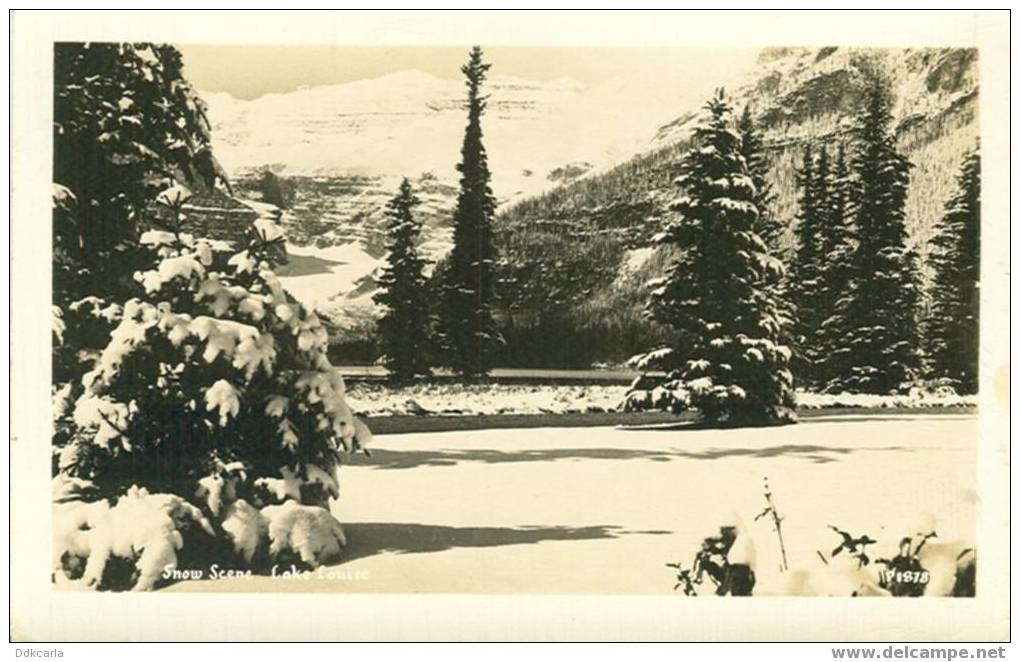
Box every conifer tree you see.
[827,83,920,394]
[53,199,371,590]
[373,178,433,381]
[815,143,858,387]
[628,90,795,425]
[789,145,831,388]
[437,46,500,377]
[738,105,797,353]
[926,148,980,394]
[53,43,230,389]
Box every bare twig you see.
[757,476,789,571]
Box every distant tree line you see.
[787,82,979,395]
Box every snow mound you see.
[221,499,267,564]
[797,389,976,409]
[262,501,347,567]
[54,486,215,591]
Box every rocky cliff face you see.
[651,46,979,254]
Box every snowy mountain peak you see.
[199,62,753,311]
[201,67,699,196]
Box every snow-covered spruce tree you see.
[437,46,500,378]
[626,90,795,426]
[373,178,433,381]
[788,145,832,389]
[925,148,980,394]
[825,83,921,394]
[53,190,371,591]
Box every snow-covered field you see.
[342,381,977,417]
[166,413,976,595]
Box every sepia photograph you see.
[9,7,1012,647]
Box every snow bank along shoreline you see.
[343,381,977,418]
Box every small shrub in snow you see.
[669,520,976,597]
[667,524,756,596]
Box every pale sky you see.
[178,44,760,100]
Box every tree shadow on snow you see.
[274,252,347,278]
[351,443,910,470]
[340,522,671,561]
[352,447,679,469]
[663,443,912,464]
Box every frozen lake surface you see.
[167,413,976,595]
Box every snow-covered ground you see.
[166,413,976,595]
[345,382,632,416]
[342,381,977,417]
[795,390,977,410]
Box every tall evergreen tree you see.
[926,148,980,394]
[816,143,858,387]
[373,178,433,381]
[788,145,832,388]
[629,90,795,425]
[438,46,500,377]
[827,83,920,394]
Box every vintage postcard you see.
[9,9,1011,643]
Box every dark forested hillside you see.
[494,47,979,368]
